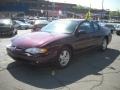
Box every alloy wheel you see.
[58,50,70,67]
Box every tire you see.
[111,30,113,34]
[55,47,72,69]
[116,31,120,35]
[15,31,17,35]
[100,38,108,51]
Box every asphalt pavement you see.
[0,30,120,90]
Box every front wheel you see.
[100,38,108,51]
[55,47,72,69]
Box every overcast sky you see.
[49,0,120,11]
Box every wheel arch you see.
[62,44,74,55]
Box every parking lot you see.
[0,30,120,90]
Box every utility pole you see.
[89,0,91,10]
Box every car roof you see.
[58,18,85,21]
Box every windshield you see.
[41,20,80,34]
[0,19,12,26]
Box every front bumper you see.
[6,46,57,65]
[0,30,14,36]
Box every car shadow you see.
[7,48,120,89]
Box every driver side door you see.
[74,21,95,50]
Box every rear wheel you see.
[100,38,108,51]
[55,47,72,69]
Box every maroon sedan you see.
[7,19,112,68]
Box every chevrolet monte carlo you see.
[7,19,112,68]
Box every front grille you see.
[0,30,13,36]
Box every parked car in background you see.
[14,20,33,30]
[95,20,106,27]
[97,21,116,34]
[23,21,33,29]
[18,19,31,24]
[0,19,17,36]
[28,19,35,24]
[7,19,112,68]
[48,17,59,22]
[115,24,120,35]
[104,24,116,33]
[32,20,49,32]
[28,17,38,24]
[39,17,47,20]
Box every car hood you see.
[12,32,67,48]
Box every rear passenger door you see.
[91,22,103,45]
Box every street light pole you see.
[46,0,49,20]
[101,0,104,19]
[89,0,91,10]
[102,0,104,10]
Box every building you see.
[0,0,76,18]
[0,0,110,20]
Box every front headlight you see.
[25,48,48,54]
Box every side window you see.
[78,21,92,33]
[93,22,100,31]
